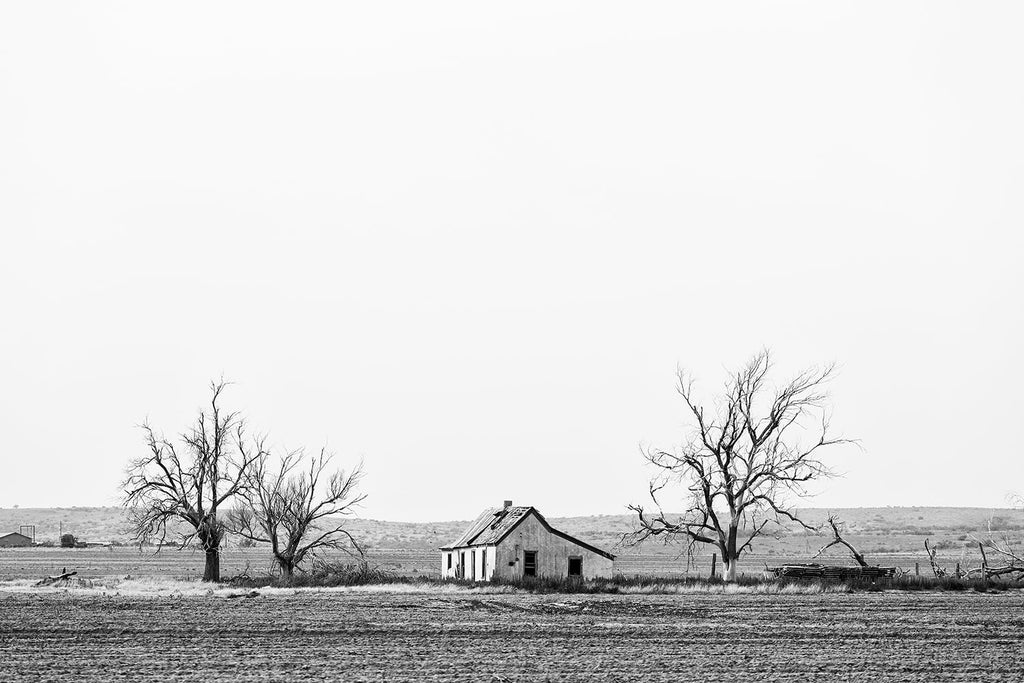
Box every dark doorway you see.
[568,557,582,577]
[524,550,537,577]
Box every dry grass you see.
[2,576,839,597]
[619,581,851,594]
[0,576,515,597]
[2,570,1015,597]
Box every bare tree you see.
[228,448,366,577]
[923,538,950,578]
[122,380,265,582]
[628,350,853,581]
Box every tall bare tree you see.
[122,380,265,582]
[228,448,366,577]
[628,350,853,581]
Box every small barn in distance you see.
[0,532,32,548]
[440,501,614,581]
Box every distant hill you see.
[2,506,1022,552]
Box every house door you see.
[523,550,537,577]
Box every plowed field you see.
[2,591,1022,681]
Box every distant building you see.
[0,532,32,548]
[440,501,614,581]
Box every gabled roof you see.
[467,506,533,545]
[0,532,31,540]
[441,506,615,560]
[444,507,507,548]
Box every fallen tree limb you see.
[815,516,868,567]
[36,570,78,586]
[963,565,1024,579]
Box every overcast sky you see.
[1,3,1021,521]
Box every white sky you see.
[1,2,1021,521]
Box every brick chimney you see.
[503,500,513,509]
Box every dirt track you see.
[2,591,1022,681]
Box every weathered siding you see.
[493,514,613,580]
[440,546,497,580]
[481,546,496,581]
[441,550,455,579]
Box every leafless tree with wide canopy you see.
[122,380,265,582]
[227,448,366,577]
[629,350,853,581]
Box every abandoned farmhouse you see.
[440,502,615,581]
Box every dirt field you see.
[3,525,1018,681]
[1,589,1022,682]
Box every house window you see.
[471,549,476,579]
[568,557,582,577]
[460,551,466,578]
[524,550,537,577]
[481,549,487,579]
[447,553,452,570]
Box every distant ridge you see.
[1,506,1021,549]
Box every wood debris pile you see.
[767,563,897,580]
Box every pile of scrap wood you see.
[767,516,897,580]
[767,563,897,580]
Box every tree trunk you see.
[723,524,740,582]
[724,558,739,582]
[203,547,220,582]
[273,552,295,580]
[197,517,222,583]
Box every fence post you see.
[710,553,717,578]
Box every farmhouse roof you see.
[0,532,31,541]
[441,506,615,560]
